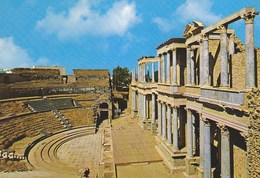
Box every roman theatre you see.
[0,7,259,178]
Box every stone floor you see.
[111,114,185,178]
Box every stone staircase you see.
[52,110,73,129]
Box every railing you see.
[185,85,201,97]
[200,87,246,106]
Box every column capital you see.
[201,33,209,41]
[172,47,177,52]
[241,11,256,24]
[200,115,210,126]
[217,123,229,135]
[217,24,228,33]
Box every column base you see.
[197,166,215,178]
[185,156,200,176]
[131,110,138,118]
[138,119,152,130]
[155,136,186,172]
[151,122,158,135]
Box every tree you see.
[112,66,131,90]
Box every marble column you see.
[138,94,141,117]
[152,93,156,123]
[143,94,146,121]
[186,47,191,85]
[138,64,140,82]
[203,119,211,178]
[199,40,204,85]
[158,56,161,83]
[199,115,204,168]
[244,13,256,88]
[167,52,171,84]
[187,109,193,157]
[143,63,146,83]
[152,62,155,82]
[167,105,172,144]
[219,25,229,87]
[191,49,195,85]
[192,112,196,153]
[132,91,136,111]
[172,49,177,84]
[172,107,178,150]
[162,54,165,83]
[162,103,166,139]
[203,35,209,86]
[158,101,162,135]
[219,124,231,178]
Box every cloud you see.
[0,37,49,69]
[36,0,141,40]
[175,0,221,25]
[153,17,174,33]
[153,0,221,33]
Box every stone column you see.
[218,124,230,178]
[167,105,172,144]
[132,91,136,111]
[167,52,171,84]
[203,35,209,86]
[162,54,165,83]
[203,119,211,178]
[199,114,204,168]
[152,93,156,123]
[143,63,146,83]
[162,103,166,139]
[186,46,191,85]
[138,64,140,82]
[158,56,161,83]
[219,25,229,87]
[244,13,256,88]
[187,109,193,157]
[199,40,204,85]
[192,112,196,153]
[158,101,162,135]
[172,107,178,150]
[172,48,177,85]
[191,48,195,85]
[152,62,155,82]
[143,94,146,121]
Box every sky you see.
[0,0,259,74]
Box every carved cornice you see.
[240,131,250,141]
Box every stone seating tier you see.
[24,98,76,112]
[60,108,95,127]
[0,112,64,150]
[0,101,30,119]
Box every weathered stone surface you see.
[247,88,260,178]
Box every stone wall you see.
[73,69,109,78]
[247,88,260,178]
[257,49,260,87]
[11,68,60,80]
[209,39,221,87]
[231,50,246,90]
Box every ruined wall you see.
[247,88,260,178]
[12,68,60,80]
[209,39,221,87]
[257,49,260,87]
[231,50,246,90]
[73,69,109,79]
[233,144,247,178]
